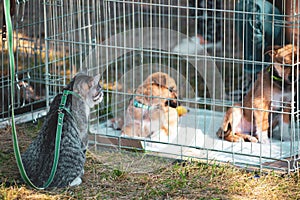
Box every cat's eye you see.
[87,78,95,88]
[97,82,102,90]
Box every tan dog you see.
[121,72,180,139]
[217,44,299,143]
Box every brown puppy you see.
[217,44,299,143]
[121,72,180,139]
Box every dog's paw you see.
[258,131,270,144]
[227,134,245,143]
[107,118,123,130]
[260,138,270,144]
[247,136,258,143]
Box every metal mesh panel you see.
[0,0,47,125]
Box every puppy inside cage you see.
[217,44,299,144]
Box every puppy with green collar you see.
[217,44,299,143]
[121,72,180,140]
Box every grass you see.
[1,122,300,199]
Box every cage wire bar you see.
[1,0,299,173]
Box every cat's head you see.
[71,73,103,108]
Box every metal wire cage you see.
[2,0,300,173]
[0,0,47,125]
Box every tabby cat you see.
[21,72,103,188]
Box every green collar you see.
[267,67,282,82]
[58,90,81,116]
[133,99,153,110]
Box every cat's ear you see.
[74,68,88,77]
[93,74,101,85]
[80,67,88,74]
[74,67,89,78]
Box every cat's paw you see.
[70,176,82,187]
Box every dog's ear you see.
[147,72,164,86]
[222,121,231,132]
[216,122,231,138]
[221,108,234,132]
[267,44,299,64]
[265,45,282,57]
[279,45,298,64]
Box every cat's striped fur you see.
[21,73,103,188]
